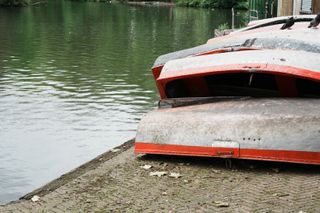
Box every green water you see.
[0,1,245,204]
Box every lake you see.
[0,0,245,204]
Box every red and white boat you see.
[135,15,320,165]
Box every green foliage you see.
[217,22,229,30]
[175,0,248,9]
[0,0,30,6]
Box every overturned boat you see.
[135,16,320,165]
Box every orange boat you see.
[135,15,320,165]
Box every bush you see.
[0,0,30,6]
[175,0,248,9]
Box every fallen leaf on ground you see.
[213,201,229,207]
[169,172,182,178]
[149,171,167,177]
[140,165,152,170]
[110,148,120,153]
[31,195,40,202]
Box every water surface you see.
[0,1,245,204]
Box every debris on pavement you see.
[159,162,168,167]
[149,171,167,177]
[272,192,289,197]
[169,172,182,178]
[212,169,221,173]
[140,165,152,170]
[31,195,40,202]
[110,148,120,153]
[213,201,229,207]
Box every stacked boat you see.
[135,15,320,165]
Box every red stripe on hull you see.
[135,142,320,165]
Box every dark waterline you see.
[0,1,245,204]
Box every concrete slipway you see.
[0,139,319,212]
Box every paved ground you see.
[1,140,319,212]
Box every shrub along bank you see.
[175,0,248,9]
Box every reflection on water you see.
[0,1,245,204]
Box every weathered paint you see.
[207,26,320,45]
[160,50,320,76]
[135,99,320,164]
[154,49,320,99]
[152,25,320,89]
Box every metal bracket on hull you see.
[212,141,240,158]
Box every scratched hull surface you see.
[136,99,320,164]
[136,98,320,151]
